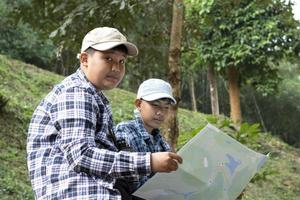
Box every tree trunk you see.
[228,67,242,126]
[189,73,197,112]
[251,91,267,132]
[163,0,184,151]
[207,64,219,116]
[228,68,244,199]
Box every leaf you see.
[120,0,125,10]
[53,2,66,13]
[111,0,121,4]
[49,29,58,38]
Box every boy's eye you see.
[106,57,113,62]
[120,60,125,64]
[149,102,158,106]
[151,103,170,110]
[150,103,159,107]
[163,106,170,110]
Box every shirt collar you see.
[77,68,109,105]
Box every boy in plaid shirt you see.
[27,27,182,200]
[115,79,176,195]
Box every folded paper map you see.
[133,123,268,200]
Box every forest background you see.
[0,0,300,199]
[1,0,300,147]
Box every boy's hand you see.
[150,152,183,173]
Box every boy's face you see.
[80,49,126,90]
[135,99,171,133]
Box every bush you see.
[0,92,8,111]
[0,0,56,70]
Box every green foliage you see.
[204,115,262,148]
[1,54,300,199]
[236,123,260,144]
[184,0,300,95]
[0,0,56,70]
[250,165,277,183]
[104,89,136,124]
[0,55,62,124]
[205,114,231,128]
[0,147,33,200]
[242,79,300,147]
[240,57,300,147]
[0,23,56,70]
[0,92,8,111]
[181,0,300,149]
[242,134,300,200]
[10,0,173,89]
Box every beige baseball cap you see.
[80,27,138,56]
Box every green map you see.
[133,124,268,200]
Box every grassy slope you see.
[0,55,299,200]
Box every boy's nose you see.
[112,63,121,72]
[156,109,164,116]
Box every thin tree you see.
[207,63,220,116]
[189,72,198,112]
[185,0,300,127]
[163,0,184,151]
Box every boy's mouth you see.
[153,118,163,123]
[106,75,120,83]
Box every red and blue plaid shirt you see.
[27,69,151,200]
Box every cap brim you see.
[91,41,138,56]
[141,93,177,104]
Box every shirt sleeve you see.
[115,124,141,152]
[115,123,130,141]
[50,87,151,178]
[115,123,136,148]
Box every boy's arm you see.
[51,87,151,178]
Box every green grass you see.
[0,56,62,199]
[0,54,299,199]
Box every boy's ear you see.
[135,99,142,110]
[80,52,88,68]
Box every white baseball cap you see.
[137,79,176,104]
[80,27,138,56]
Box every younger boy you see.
[27,27,182,200]
[115,78,177,194]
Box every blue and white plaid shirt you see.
[27,69,151,200]
[115,110,171,191]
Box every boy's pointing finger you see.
[169,152,183,164]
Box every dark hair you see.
[157,98,173,105]
[112,44,128,54]
[141,98,173,105]
[85,45,128,55]
[85,47,96,55]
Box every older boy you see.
[115,79,176,194]
[27,27,182,200]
